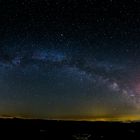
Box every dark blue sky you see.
[0,0,140,120]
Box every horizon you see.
[1,114,140,122]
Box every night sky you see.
[0,0,140,121]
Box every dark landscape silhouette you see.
[0,118,139,139]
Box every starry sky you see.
[0,0,140,121]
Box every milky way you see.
[0,0,140,120]
[0,45,139,119]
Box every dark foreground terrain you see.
[0,118,139,139]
